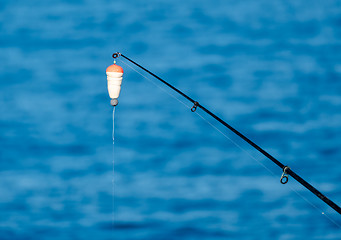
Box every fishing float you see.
[106,56,124,106]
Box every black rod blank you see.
[116,52,341,215]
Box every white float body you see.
[106,64,124,99]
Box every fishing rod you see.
[106,52,341,215]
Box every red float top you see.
[106,64,124,73]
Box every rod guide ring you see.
[191,101,199,112]
[280,166,290,184]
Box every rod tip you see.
[111,98,118,106]
[112,52,121,59]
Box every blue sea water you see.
[1,0,341,239]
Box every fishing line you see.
[112,107,116,228]
[118,57,341,227]
[118,59,192,110]
[113,52,341,217]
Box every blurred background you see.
[1,0,341,239]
